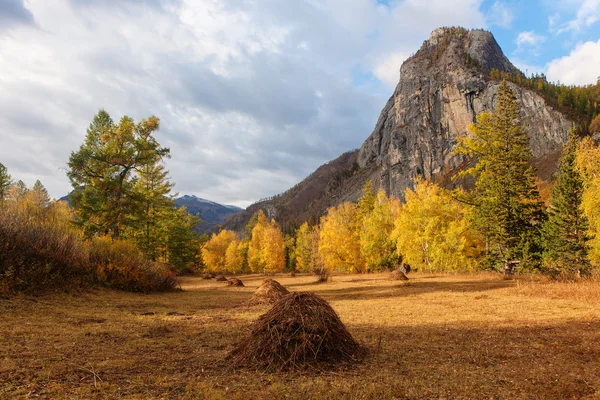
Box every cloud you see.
[487,1,514,28]
[546,39,600,85]
[0,0,34,32]
[556,0,600,33]
[0,0,489,207]
[515,31,546,52]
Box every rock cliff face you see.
[223,28,573,233]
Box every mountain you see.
[223,27,573,233]
[175,195,242,233]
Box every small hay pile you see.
[288,272,296,277]
[227,292,364,371]
[215,275,227,282]
[248,279,289,305]
[226,278,245,287]
[202,273,215,280]
[389,269,409,280]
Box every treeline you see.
[0,110,204,294]
[490,68,600,133]
[201,82,600,280]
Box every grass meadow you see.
[2,273,600,399]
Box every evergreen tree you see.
[165,206,200,272]
[542,132,591,278]
[30,180,51,209]
[456,80,545,277]
[0,162,11,201]
[67,110,169,238]
[129,162,175,260]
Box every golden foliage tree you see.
[318,202,364,273]
[201,230,237,273]
[575,137,600,264]
[360,190,401,271]
[247,210,285,273]
[391,179,479,272]
[225,240,245,273]
[295,222,322,273]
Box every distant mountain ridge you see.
[175,195,242,233]
[60,193,242,234]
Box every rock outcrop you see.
[223,27,573,233]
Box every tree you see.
[295,222,322,273]
[165,206,201,273]
[391,179,479,272]
[202,230,238,273]
[542,133,591,278]
[22,180,51,220]
[360,190,401,271]
[129,162,176,260]
[575,136,600,265]
[67,110,169,238]
[225,240,245,273]
[0,162,11,201]
[247,210,285,273]
[7,180,29,212]
[455,81,545,277]
[318,202,364,273]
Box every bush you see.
[0,208,176,295]
[89,237,177,292]
[0,210,91,294]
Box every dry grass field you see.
[2,273,600,399]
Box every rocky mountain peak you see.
[223,27,573,233]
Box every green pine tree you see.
[456,80,545,277]
[67,110,169,238]
[0,162,12,201]
[129,162,176,260]
[542,132,591,278]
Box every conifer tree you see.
[67,110,169,238]
[456,80,545,277]
[0,162,11,201]
[542,133,591,278]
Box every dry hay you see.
[215,275,227,282]
[226,278,245,287]
[389,269,409,281]
[289,272,296,277]
[248,279,289,306]
[202,273,215,280]
[227,292,365,371]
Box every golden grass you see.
[2,272,600,399]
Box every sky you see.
[1,0,599,207]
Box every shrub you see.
[0,210,91,294]
[89,236,177,292]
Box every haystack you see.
[248,279,289,305]
[389,269,409,280]
[215,275,227,282]
[288,272,296,277]
[227,277,245,287]
[227,292,364,371]
[202,273,215,280]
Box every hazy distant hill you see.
[60,193,242,234]
[175,195,242,234]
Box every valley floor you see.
[2,273,600,399]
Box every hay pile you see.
[215,275,227,282]
[248,279,289,305]
[202,273,215,280]
[228,292,364,371]
[389,269,409,280]
[226,278,245,287]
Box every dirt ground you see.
[1,273,600,399]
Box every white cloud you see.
[487,1,514,28]
[556,0,600,33]
[0,0,489,206]
[372,52,409,88]
[546,39,600,85]
[515,31,546,51]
